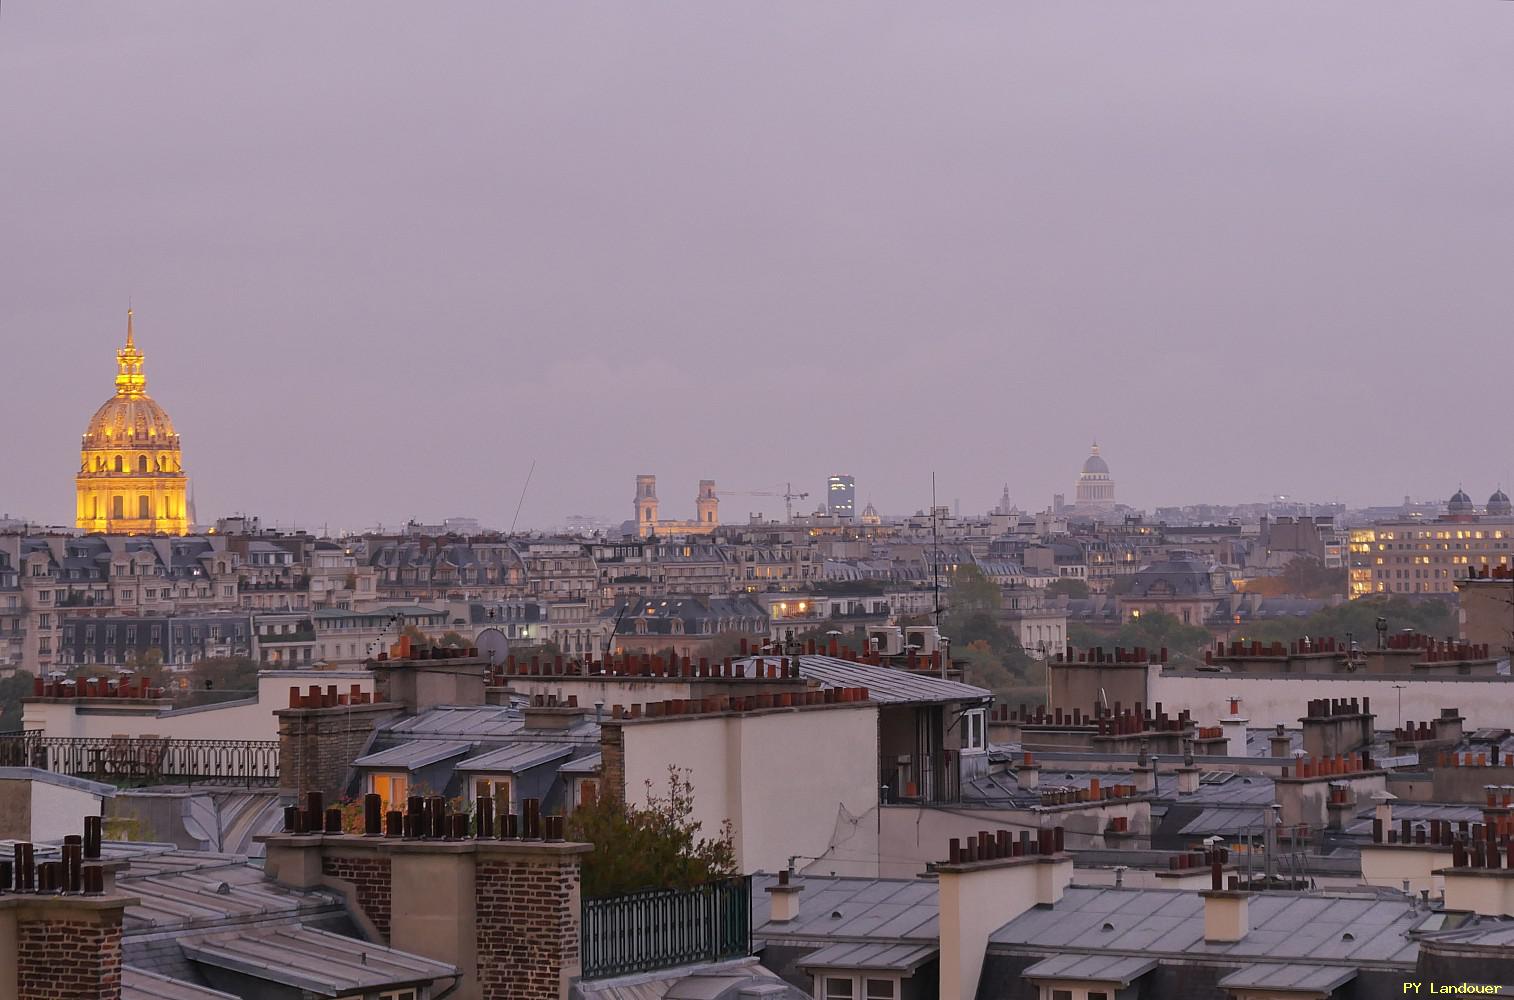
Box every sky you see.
[2,3,1512,532]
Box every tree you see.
[565,766,737,899]
[1072,611,1212,664]
[1044,578,1090,599]
[0,671,35,731]
[184,656,261,704]
[438,630,470,648]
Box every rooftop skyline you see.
[3,3,1511,530]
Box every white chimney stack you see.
[764,869,803,923]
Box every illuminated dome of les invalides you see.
[75,310,189,535]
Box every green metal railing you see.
[581,876,751,980]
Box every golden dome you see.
[75,309,189,535]
[80,308,180,448]
[82,393,179,447]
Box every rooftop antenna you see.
[932,471,942,631]
[509,459,536,534]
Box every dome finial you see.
[115,308,146,397]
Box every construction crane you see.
[716,482,811,523]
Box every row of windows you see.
[85,494,182,520]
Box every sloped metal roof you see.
[386,705,526,738]
[988,887,1427,966]
[780,655,990,705]
[180,925,456,996]
[351,739,472,770]
[1217,963,1357,992]
[798,941,938,972]
[750,875,938,942]
[123,967,238,1000]
[559,751,602,774]
[1023,953,1157,985]
[457,741,575,773]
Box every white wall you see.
[30,781,105,842]
[1152,671,1514,730]
[22,670,377,742]
[877,800,1150,878]
[620,704,881,876]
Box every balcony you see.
[880,749,961,805]
[0,732,279,788]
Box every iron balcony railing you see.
[0,731,279,788]
[581,876,751,980]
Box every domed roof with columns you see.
[75,310,188,534]
[1081,443,1110,477]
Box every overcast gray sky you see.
[2,2,1511,531]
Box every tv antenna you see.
[510,459,536,534]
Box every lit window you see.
[371,773,408,811]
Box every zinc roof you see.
[457,741,575,774]
[1217,963,1358,992]
[1022,953,1157,985]
[798,941,937,972]
[783,655,991,705]
[352,739,473,770]
[750,875,937,942]
[180,925,456,996]
[122,967,238,1000]
[988,887,1426,966]
[386,705,526,739]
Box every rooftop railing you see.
[0,731,279,788]
[581,877,751,980]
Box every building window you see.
[112,495,125,519]
[865,980,896,1000]
[113,455,123,473]
[963,709,986,752]
[474,777,511,814]
[371,773,408,811]
[823,978,854,1000]
[379,991,418,1000]
[137,455,148,474]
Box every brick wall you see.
[277,703,398,800]
[322,854,393,940]
[598,723,625,806]
[475,857,582,1000]
[16,910,123,1000]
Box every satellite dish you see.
[475,627,510,665]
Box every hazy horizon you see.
[4,3,1511,531]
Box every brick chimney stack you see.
[261,795,590,1000]
[0,821,133,1000]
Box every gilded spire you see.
[115,308,146,396]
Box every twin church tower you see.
[74,310,190,535]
